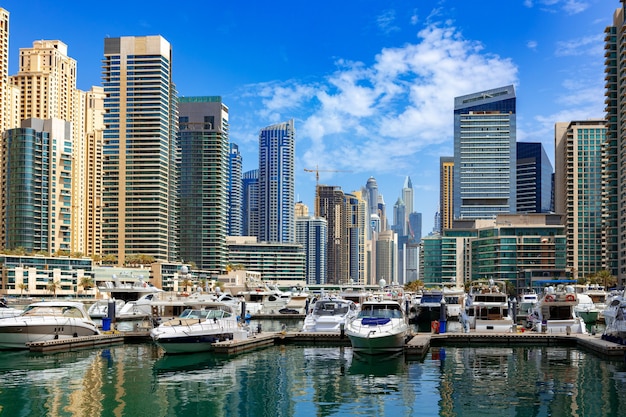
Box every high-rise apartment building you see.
[9,39,87,254]
[82,86,106,257]
[242,169,259,237]
[555,120,607,279]
[402,176,414,235]
[2,118,72,253]
[0,8,18,132]
[295,215,327,285]
[605,3,623,282]
[102,36,179,264]
[318,185,348,285]
[516,142,553,213]
[258,120,295,243]
[453,85,517,220]
[228,143,242,237]
[346,191,367,285]
[376,230,397,285]
[439,156,454,233]
[178,96,229,272]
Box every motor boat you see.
[345,299,409,354]
[573,293,599,324]
[442,286,466,319]
[413,288,444,327]
[528,285,587,334]
[517,289,539,322]
[0,301,100,349]
[465,280,514,332]
[91,277,163,324]
[602,289,626,345]
[301,297,359,333]
[150,301,249,354]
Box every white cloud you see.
[527,40,538,50]
[555,34,604,57]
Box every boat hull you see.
[153,331,247,354]
[0,318,100,349]
[346,329,407,354]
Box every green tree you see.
[404,280,424,292]
[80,277,95,290]
[17,283,28,297]
[47,280,60,298]
[180,278,193,293]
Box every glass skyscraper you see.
[516,142,553,214]
[178,96,229,272]
[453,85,517,220]
[228,143,243,237]
[258,120,295,243]
[102,36,179,264]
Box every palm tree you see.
[17,283,28,298]
[180,278,193,293]
[47,280,60,298]
[80,277,94,290]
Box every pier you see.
[22,330,626,360]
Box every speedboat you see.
[573,293,599,324]
[517,289,539,322]
[345,299,408,354]
[465,279,514,332]
[528,285,587,334]
[301,297,359,333]
[0,301,100,349]
[150,302,249,354]
[602,289,626,345]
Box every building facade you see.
[228,143,243,237]
[2,118,72,254]
[517,142,553,214]
[258,120,295,243]
[295,215,327,285]
[453,85,517,220]
[242,169,259,237]
[178,96,229,273]
[439,156,454,233]
[555,120,607,279]
[101,35,179,264]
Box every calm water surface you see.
[0,339,625,417]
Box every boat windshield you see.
[22,305,85,318]
[358,305,402,319]
[313,302,350,316]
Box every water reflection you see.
[0,343,624,416]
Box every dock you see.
[27,333,125,353]
[22,330,626,360]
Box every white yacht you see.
[442,286,466,319]
[345,299,408,354]
[529,285,587,334]
[301,297,359,333]
[602,289,626,344]
[0,298,22,319]
[0,301,100,349]
[150,302,249,354]
[465,280,514,332]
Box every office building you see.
[258,120,295,243]
[317,185,348,285]
[102,35,179,264]
[178,96,229,273]
[453,85,517,220]
[517,142,553,213]
[242,169,259,237]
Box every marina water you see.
[0,338,624,416]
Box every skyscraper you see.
[605,4,622,282]
[258,120,295,243]
[555,120,606,279]
[295,215,327,285]
[3,118,72,253]
[102,36,179,264]
[178,96,229,272]
[228,143,243,237]
[439,156,454,233]
[453,85,517,220]
[402,176,414,235]
[0,8,18,132]
[516,142,553,213]
[318,185,348,285]
[242,169,259,237]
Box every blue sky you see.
[1,0,616,235]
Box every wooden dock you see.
[21,329,626,360]
[27,333,125,353]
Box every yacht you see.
[150,301,249,354]
[0,298,22,319]
[414,288,444,327]
[602,289,626,344]
[301,297,359,333]
[465,280,514,332]
[442,286,466,320]
[0,301,100,349]
[517,290,539,323]
[529,285,587,334]
[345,299,409,354]
[573,293,599,324]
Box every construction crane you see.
[304,165,352,185]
